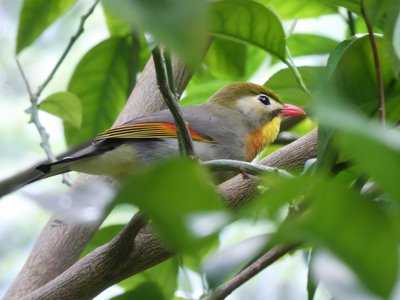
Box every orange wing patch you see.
[94,122,214,143]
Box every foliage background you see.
[0,0,399,299]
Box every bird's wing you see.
[94,121,214,142]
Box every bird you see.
[3,82,305,193]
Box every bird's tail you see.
[0,158,76,197]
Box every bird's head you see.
[209,82,305,128]
[209,83,306,161]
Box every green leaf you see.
[303,179,398,298]
[181,80,228,106]
[317,105,400,204]
[205,39,247,80]
[384,0,400,69]
[118,259,178,299]
[328,36,398,112]
[101,3,131,37]
[203,234,269,288]
[111,282,165,300]
[265,66,325,106]
[16,0,77,53]
[64,37,134,146]
[101,0,207,65]
[115,158,229,255]
[287,34,339,57]
[320,0,360,14]
[268,176,398,298]
[260,0,337,19]
[81,224,124,257]
[208,0,286,61]
[39,91,82,128]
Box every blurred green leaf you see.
[287,34,339,57]
[203,234,269,288]
[208,0,286,61]
[260,0,337,18]
[321,0,360,14]
[111,282,165,300]
[303,179,398,298]
[267,175,398,297]
[115,158,228,254]
[328,36,397,112]
[363,0,394,25]
[81,224,124,257]
[118,259,178,299]
[16,0,77,53]
[64,37,134,145]
[317,105,400,203]
[384,0,400,70]
[205,39,247,80]
[101,4,131,37]
[181,80,228,106]
[265,66,324,106]
[307,249,318,300]
[101,0,207,65]
[39,91,82,128]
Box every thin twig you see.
[347,10,356,37]
[204,159,293,178]
[284,50,312,97]
[151,46,195,157]
[360,0,385,127]
[284,18,312,97]
[35,0,100,99]
[206,244,299,300]
[15,0,99,186]
[163,49,177,99]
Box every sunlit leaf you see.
[115,158,229,254]
[64,37,134,145]
[16,0,77,53]
[39,91,82,128]
[101,0,207,64]
[208,0,286,60]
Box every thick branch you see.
[21,129,318,299]
[4,55,193,300]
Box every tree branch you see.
[18,130,318,300]
[360,0,385,126]
[206,244,300,300]
[151,46,195,157]
[4,55,194,300]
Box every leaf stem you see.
[151,47,195,157]
[360,0,385,127]
[284,49,312,97]
[347,10,356,37]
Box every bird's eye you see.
[258,94,270,105]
